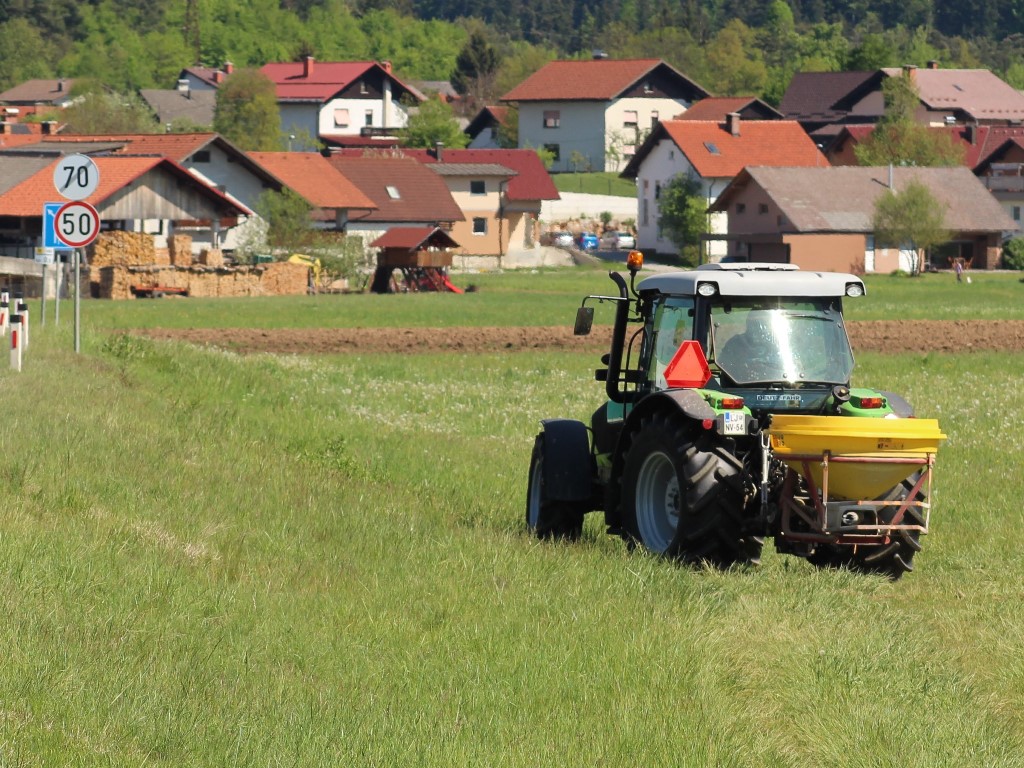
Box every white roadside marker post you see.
[10,314,22,371]
[0,299,7,337]
[17,300,28,351]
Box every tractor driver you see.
[717,309,783,382]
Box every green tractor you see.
[526,259,945,578]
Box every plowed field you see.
[137,320,1024,355]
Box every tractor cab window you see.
[709,300,854,386]
[647,296,695,390]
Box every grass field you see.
[3,270,1024,765]
[551,172,637,198]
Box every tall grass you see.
[2,313,1024,764]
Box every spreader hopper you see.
[768,415,947,500]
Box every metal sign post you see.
[51,154,99,354]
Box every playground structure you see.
[369,227,463,294]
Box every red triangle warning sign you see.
[663,340,711,388]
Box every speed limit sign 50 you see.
[54,201,101,248]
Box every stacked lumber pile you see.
[98,261,309,300]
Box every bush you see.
[1002,237,1024,270]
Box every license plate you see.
[722,411,746,435]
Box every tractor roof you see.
[637,263,865,299]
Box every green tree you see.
[59,91,159,134]
[705,20,767,96]
[657,174,707,265]
[872,179,948,275]
[400,98,469,149]
[214,68,282,151]
[1002,237,1024,270]
[256,188,313,249]
[451,29,501,107]
[0,19,59,90]
[854,74,966,167]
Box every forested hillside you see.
[4,0,1024,107]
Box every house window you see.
[623,110,638,127]
[334,108,349,128]
[758,203,769,214]
[543,143,560,162]
[736,203,746,214]
[642,198,649,227]
[655,182,661,200]
[704,142,720,155]
[192,150,211,163]
[360,81,368,94]
[386,185,400,199]
[365,110,374,126]
[473,217,487,234]
[1014,206,1021,221]
[651,110,659,126]
[470,180,486,195]
[543,110,560,128]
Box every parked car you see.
[577,232,599,250]
[545,230,575,248]
[600,231,636,250]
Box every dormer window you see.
[703,142,720,155]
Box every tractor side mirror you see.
[574,306,594,335]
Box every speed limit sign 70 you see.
[54,201,100,248]
[53,154,99,201]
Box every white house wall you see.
[316,95,409,137]
[604,97,690,173]
[634,137,726,257]
[518,97,691,173]
[182,145,270,213]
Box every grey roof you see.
[638,263,864,298]
[429,163,516,177]
[0,155,59,195]
[711,165,1018,234]
[140,88,216,128]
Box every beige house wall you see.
[783,234,866,273]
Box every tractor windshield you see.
[709,301,854,386]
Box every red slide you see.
[441,276,464,293]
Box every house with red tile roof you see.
[500,58,710,173]
[246,152,376,228]
[0,153,248,261]
[620,115,828,257]
[676,97,782,122]
[261,57,423,146]
[333,146,560,264]
[0,78,78,122]
[324,154,463,265]
[708,166,1016,271]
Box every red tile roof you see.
[677,97,782,122]
[36,132,219,161]
[369,148,560,201]
[501,59,707,102]
[0,156,249,216]
[246,151,376,209]
[624,119,827,179]
[326,155,463,224]
[261,60,420,103]
[831,123,1024,169]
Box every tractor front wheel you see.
[620,412,758,567]
[525,436,584,540]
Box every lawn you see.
[551,171,637,198]
[3,268,1024,765]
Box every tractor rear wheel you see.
[808,474,925,580]
[525,436,584,540]
[620,412,758,567]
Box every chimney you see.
[303,55,315,78]
[213,70,224,84]
[726,112,740,136]
[967,123,978,145]
[434,141,444,162]
[927,60,939,70]
[224,61,234,75]
[902,64,917,81]
[0,122,10,135]
[41,120,57,135]
[177,79,190,98]
[57,78,64,93]
[380,60,392,73]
